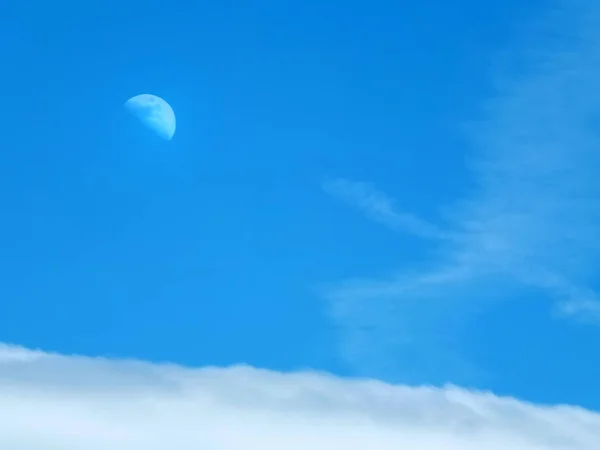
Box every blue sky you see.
[1,0,600,441]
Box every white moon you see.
[124,94,176,140]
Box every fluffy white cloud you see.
[0,343,598,449]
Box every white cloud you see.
[322,0,600,376]
[0,343,599,449]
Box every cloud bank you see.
[323,0,600,378]
[0,343,599,449]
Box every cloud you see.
[322,0,600,378]
[322,178,451,241]
[0,343,599,449]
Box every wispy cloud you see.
[322,1,600,378]
[0,343,599,449]
[322,178,451,241]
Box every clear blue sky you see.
[2,0,599,412]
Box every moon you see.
[124,94,176,140]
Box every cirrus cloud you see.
[322,0,600,380]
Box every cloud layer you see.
[323,0,600,378]
[0,343,599,449]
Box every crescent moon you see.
[124,94,176,140]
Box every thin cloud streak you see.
[0,343,599,449]
[322,178,451,241]
[322,0,600,377]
